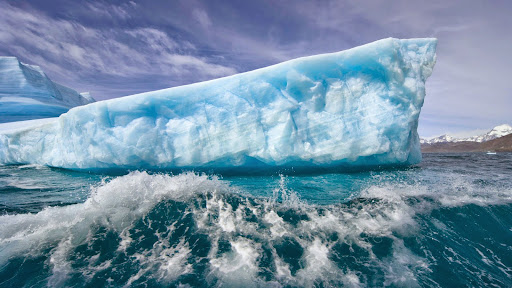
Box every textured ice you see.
[0,57,94,123]
[0,38,437,171]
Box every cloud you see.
[86,1,132,20]
[283,0,512,136]
[0,2,237,92]
[0,0,510,135]
[192,9,212,29]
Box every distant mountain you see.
[0,57,95,123]
[422,133,512,153]
[421,125,512,153]
[421,124,512,144]
[480,133,512,151]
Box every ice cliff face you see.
[0,38,437,171]
[0,57,95,123]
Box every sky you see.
[0,0,511,138]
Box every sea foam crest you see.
[0,171,228,265]
[2,170,511,287]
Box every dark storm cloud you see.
[0,0,510,136]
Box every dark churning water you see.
[0,153,511,287]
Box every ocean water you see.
[0,153,511,287]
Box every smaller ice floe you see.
[0,57,95,123]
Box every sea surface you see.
[0,153,511,287]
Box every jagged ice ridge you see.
[0,57,94,123]
[0,38,437,171]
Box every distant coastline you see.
[422,134,512,153]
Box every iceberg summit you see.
[0,38,437,171]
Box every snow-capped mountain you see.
[421,134,455,144]
[421,124,512,144]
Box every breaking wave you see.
[1,167,511,287]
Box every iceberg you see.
[0,38,436,172]
[0,57,94,123]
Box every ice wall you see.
[0,38,436,171]
[0,57,95,123]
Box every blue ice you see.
[0,38,437,171]
[0,57,94,123]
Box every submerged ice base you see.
[0,38,436,171]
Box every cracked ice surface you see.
[0,38,436,171]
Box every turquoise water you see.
[0,153,511,287]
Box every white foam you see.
[1,170,509,286]
[381,239,430,287]
[0,171,230,272]
[125,239,192,286]
[361,173,512,207]
[296,238,340,286]
[193,175,435,286]
[209,238,261,287]
[263,210,287,238]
